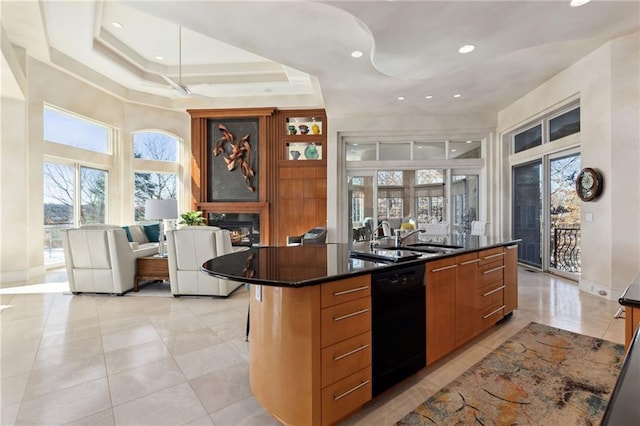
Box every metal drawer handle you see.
[431,264,457,272]
[483,285,505,297]
[460,259,480,265]
[334,308,369,322]
[334,286,369,296]
[483,252,505,260]
[506,245,518,250]
[483,265,505,275]
[483,305,505,319]
[334,344,369,361]
[334,380,370,401]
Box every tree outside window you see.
[133,131,179,221]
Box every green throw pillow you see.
[121,226,133,242]
[143,223,161,242]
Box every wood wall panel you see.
[189,108,326,246]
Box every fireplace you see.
[208,213,260,247]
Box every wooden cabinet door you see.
[426,257,457,365]
[455,252,479,346]
[504,244,518,314]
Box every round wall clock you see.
[575,167,603,202]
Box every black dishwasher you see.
[371,263,426,397]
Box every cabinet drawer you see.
[479,247,505,265]
[479,303,505,331]
[478,283,504,309]
[322,331,371,387]
[321,298,371,348]
[480,264,505,287]
[321,275,371,308]
[321,366,371,426]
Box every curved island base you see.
[201,239,519,425]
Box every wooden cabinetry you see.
[504,244,518,314]
[455,252,480,346]
[275,109,327,246]
[427,246,517,365]
[426,257,457,365]
[188,107,327,246]
[250,274,371,426]
[319,276,371,425]
[478,247,506,332]
[625,306,640,349]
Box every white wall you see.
[0,57,190,283]
[497,32,640,299]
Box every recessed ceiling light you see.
[570,0,591,6]
[397,96,406,101]
[425,95,433,99]
[458,44,475,54]
[451,149,457,152]
[111,22,123,29]
[466,140,472,143]
[154,55,163,61]
[351,50,363,58]
[453,94,462,98]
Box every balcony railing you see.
[551,227,581,274]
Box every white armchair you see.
[166,226,243,297]
[61,225,157,295]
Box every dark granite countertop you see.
[201,235,520,288]
[619,272,640,308]
[601,326,640,425]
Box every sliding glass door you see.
[549,152,581,275]
[512,151,581,277]
[43,161,108,266]
[513,161,542,269]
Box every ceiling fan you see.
[160,26,197,97]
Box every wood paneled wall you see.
[188,107,327,246]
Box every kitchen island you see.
[202,236,519,425]
[601,273,640,424]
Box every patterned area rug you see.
[398,322,625,425]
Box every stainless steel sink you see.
[401,243,463,254]
[349,249,422,263]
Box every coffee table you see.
[135,255,169,291]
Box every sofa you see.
[61,224,160,295]
[166,226,243,297]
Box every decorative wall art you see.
[208,118,259,201]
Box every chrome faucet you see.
[395,229,425,248]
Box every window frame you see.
[132,130,182,222]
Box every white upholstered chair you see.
[423,222,450,235]
[166,226,243,297]
[471,221,490,236]
[61,225,157,295]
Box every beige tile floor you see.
[0,267,625,425]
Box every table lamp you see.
[144,199,178,257]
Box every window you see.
[345,136,482,238]
[549,107,580,142]
[415,170,446,226]
[133,131,181,221]
[351,189,364,223]
[133,132,178,162]
[44,106,110,154]
[512,104,580,154]
[43,106,113,267]
[514,125,542,153]
[43,162,108,264]
[134,172,177,221]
